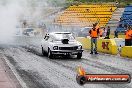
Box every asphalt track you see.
[0,36,132,88]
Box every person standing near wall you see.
[114,30,118,38]
[104,26,111,39]
[89,24,99,54]
[103,27,107,37]
[129,26,132,46]
[125,26,132,46]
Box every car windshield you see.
[53,33,75,41]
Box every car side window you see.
[44,36,49,41]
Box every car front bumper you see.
[51,50,83,55]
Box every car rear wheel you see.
[77,53,82,59]
[48,48,53,59]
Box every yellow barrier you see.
[97,39,118,55]
[120,46,132,58]
[76,37,91,49]
[76,37,118,55]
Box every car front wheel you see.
[48,48,53,59]
[42,47,45,56]
[77,53,82,59]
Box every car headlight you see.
[53,46,58,50]
[78,45,82,50]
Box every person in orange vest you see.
[89,23,99,54]
[129,26,132,46]
[125,26,132,46]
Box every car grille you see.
[59,46,78,50]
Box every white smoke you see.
[0,0,66,43]
[0,0,25,42]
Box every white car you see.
[41,32,83,59]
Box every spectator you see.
[104,26,110,39]
[114,30,118,38]
[103,27,107,37]
[89,24,99,54]
[130,26,132,46]
[125,26,132,46]
[110,8,113,12]
[115,1,119,7]
[86,9,89,12]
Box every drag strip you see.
[0,36,132,88]
[0,45,131,88]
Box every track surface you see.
[0,36,132,88]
